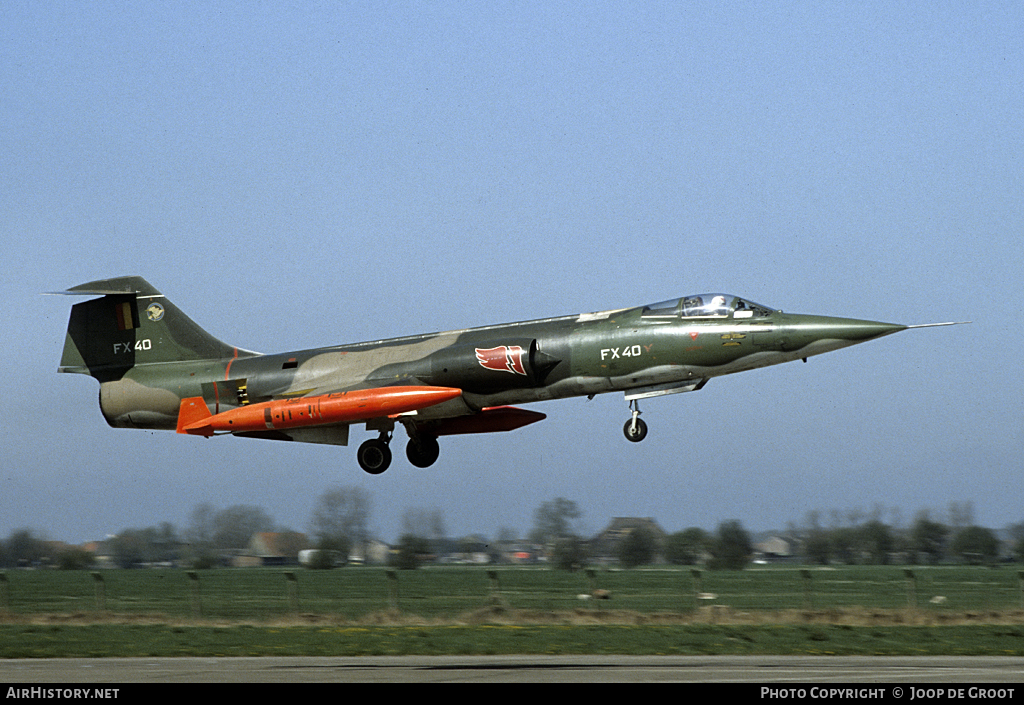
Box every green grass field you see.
[2,565,1023,656]
[3,623,1024,658]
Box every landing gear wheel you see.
[406,436,440,468]
[357,438,392,474]
[623,399,648,442]
[623,417,648,443]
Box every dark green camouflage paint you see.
[58,276,932,471]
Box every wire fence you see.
[1,565,1022,621]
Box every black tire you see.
[406,436,440,468]
[357,438,392,474]
[623,417,648,443]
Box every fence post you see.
[1018,571,1024,610]
[801,569,813,609]
[284,572,299,614]
[0,573,8,616]
[187,571,202,618]
[585,568,603,610]
[487,569,502,605]
[91,571,105,612]
[904,569,916,610]
[690,569,702,610]
[386,569,399,611]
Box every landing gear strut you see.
[623,400,648,442]
[357,433,392,474]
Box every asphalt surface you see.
[2,655,1023,683]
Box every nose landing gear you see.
[623,400,648,442]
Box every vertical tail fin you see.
[57,276,255,382]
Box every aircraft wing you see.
[413,405,547,436]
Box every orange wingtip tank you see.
[177,386,463,436]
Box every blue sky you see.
[2,2,1020,544]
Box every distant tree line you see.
[794,507,1007,567]
[3,491,1023,571]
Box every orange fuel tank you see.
[178,386,463,437]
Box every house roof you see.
[247,532,309,556]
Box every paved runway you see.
[2,655,1023,683]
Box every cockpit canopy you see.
[641,294,775,319]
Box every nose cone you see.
[784,315,907,351]
[806,317,907,342]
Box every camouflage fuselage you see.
[57,277,961,471]
[88,296,903,433]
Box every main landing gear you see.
[623,399,648,443]
[356,433,392,474]
[406,435,440,468]
[356,428,441,474]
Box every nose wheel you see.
[623,400,648,442]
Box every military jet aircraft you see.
[57,276,964,474]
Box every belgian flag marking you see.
[114,301,134,331]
